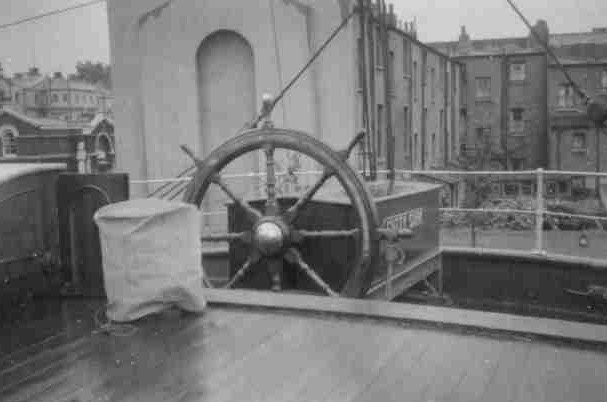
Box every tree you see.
[70,61,111,88]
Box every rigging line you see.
[256,6,357,126]
[504,0,590,103]
[268,0,288,125]
[0,0,105,31]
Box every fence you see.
[131,168,607,263]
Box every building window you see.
[509,62,526,81]
[413,61,418,98]
[431,133,436,161]
[403,106,409,154]
[430,67,436,100]
[521,180,533,195]
[388,51,395,96]
[15,93,20,103]
[0,89,6,101]
[403,39,410,76]
[510,108,525,133]
[475,77,491,98]
[558,84,576,107]
[504,183,519,197]
[414,133,418,165]
[476,126,491,139]
[63,93,68,102]
[376,27,383,68]
[602,70,607,91]
[52,94,59,103]
[377,104,384,158]
[1,129,17,156]
[512,158,525,171]
[572,132,587,151]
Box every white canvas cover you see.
[94,198,207,322]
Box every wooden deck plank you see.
[348,329,436,402]
[0,309,265,402]
[202,317,361,402]
[277,322,407,402]
[513,346,607,402]
[1,310,212,402]
[441,336,510,402]
[66,310,291,402]
[358,331,458,402]
[2,297,607,402]
[477,340,533,402]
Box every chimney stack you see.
[529,19,549,49]
[28,66,40,76]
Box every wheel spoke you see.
[264,144,279,215]
[224,252,261,289]
[201,232,249,243]
[285,248,338,297]
[294,229,360,239]
[284,169,334,223]
[211,174,262,223]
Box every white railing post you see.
[534,168,545,255]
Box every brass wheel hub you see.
[253,221,285,256]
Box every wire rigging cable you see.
[0,0,105,31]
[504,0,589,103]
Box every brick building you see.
[431,23,549,171]
[354,5,465,173]
[0,108,115,173]
[0,67,112,124]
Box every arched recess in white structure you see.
[95,131,115,160]
[0,124,19,157]
[196,29,258,225]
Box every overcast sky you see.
[0,0,606,76]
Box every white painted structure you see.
[107,0,358,196]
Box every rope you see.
[254,6,357,126]
[92,306,139,337]
[269,0,288,125]
[0,0,105,31]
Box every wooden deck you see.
[2,293,607,402]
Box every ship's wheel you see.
[182,125,381,298]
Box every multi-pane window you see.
[377,104,384,157]
[403,107,409,154]
[403,39,411,76]
[510,108,525,133]
[413,61,418,98]
[476,126,491,141]
[509,62,526,81]
[602,70,607,91]
[475,77,491,98]
[1,130,17,156]
[558,84,576,107]
[572,132,587,151]
[376,27,383,67]
[430,67,436,100]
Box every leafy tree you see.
[70,61,111,88]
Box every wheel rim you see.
[184,127,379,298]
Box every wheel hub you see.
[254,221,285,256]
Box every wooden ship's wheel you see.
[182,120,384,298]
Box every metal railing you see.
[131,168,607,262]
